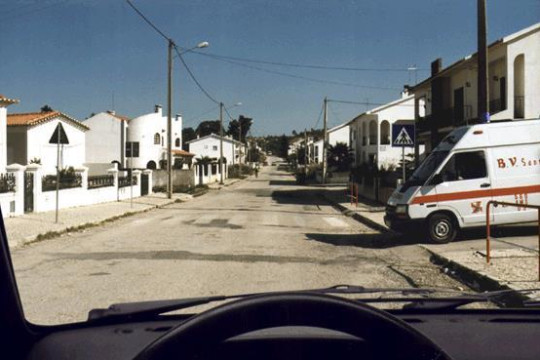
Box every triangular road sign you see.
[394,127,414,146]
[49,122,69,144]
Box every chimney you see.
[175,114,181,122]
[154,104,162,114]
[431,58,442,76]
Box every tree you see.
[40,105,53,112]
[327,142,353,172]
[227,115,253,142]
[182,127,197,151]
[196,120,224,138]
[278,135,289,158]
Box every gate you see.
[24,172,34,213]
[141,173,149,196]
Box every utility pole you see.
[238,120,242,177]
[304,129,308,176]
[167,39,173,199]
[322,96,328,184]
[478,0,489,123]
[219,102,224,184]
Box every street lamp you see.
[167,40,209,199]
[220,102,242,184]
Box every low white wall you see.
[0,192,17,218]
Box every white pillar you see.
[132,169,142,197]
[6,164,25,216]
[108,167,119,201]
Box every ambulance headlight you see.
[395,205,408,215]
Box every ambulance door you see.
[434,150,492,226]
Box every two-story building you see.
[84,110,129,173]
[7,111,88,173]
[410,22,540,161]
[348,93,417,169]
[310,122,350,164]
[187,134,246,166]
[126,105,185,169]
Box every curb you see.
[421,245,531,307]
[320,194,391,233]
[9,199,178,249]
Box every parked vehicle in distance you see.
[385,119,540,243]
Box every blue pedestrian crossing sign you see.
[392,124,415,148]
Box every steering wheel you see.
[134,293,453,360]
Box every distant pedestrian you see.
[255,167,259,178]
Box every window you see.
[175,138,180,147]
[154,133,160,145]
[212,145,218,151]
[440,151,486,182]
[125,142,139,158]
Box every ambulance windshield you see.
[402,150,450,190]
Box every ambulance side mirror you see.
[430,174,443,185]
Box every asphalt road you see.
[11,165,470,325]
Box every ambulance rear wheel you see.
[427,213,457,244]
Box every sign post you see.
[49,122,69,223]
[392,123,415,183]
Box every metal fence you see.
[42,174,82,192]
[88,175,114,189]
[118,176,137,188]
[0,173,15,193]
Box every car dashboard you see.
[26,310,540,360]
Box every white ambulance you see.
[384,119,540,243]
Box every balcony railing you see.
[118,176,137,188]
[0,173,15,193]
[42,173,82,192]
[88,175,114,189]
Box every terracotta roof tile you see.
[172,149,195,157]
[7,111,90,130]
[0,94,19,105]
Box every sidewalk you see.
[423,234,540,295]
[4,193,191,249]
[319,185,389,233]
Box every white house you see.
[7,111,88,173]
[187,133,246,166]
[0,94,19,170]
[127,105,185,169]
[84,110,129,172]
[411,22,540,157]
[309,123,351,164]
[348,93,421,169]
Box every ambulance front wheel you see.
[427,213,458,244]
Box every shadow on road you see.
[272,189,326,206]
[269,180,297,186]
[306,232,428,249]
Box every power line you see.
[328,99,415,107]
[196,54,401,91]
[314,102,324,129]
[193,51,428,72]
[125,0,170,42]
[183,104,220,125]
[175,47,220,105]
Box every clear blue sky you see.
[1,0,538,135]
